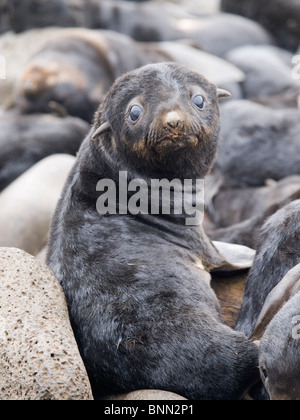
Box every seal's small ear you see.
[217,88,231,99]
[92,121,111,140]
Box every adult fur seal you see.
[47,63,259,400]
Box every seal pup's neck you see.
[76,134,224,271]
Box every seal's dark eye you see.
[192,95,205,110]
[129,105,143,122]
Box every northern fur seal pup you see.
[236,200,300,338]
[47,63,259,400]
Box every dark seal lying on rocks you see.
[257,263,300,400]
[47,62,259,400]
[7,0,83,33]
[0,112,89,191]
[236,200,300,338]
[14,28,243,123]
[215,100,300,188]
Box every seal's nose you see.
[165,111,182,129]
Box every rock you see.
[212,241,256,271]
[106,389,187,400]
[176,13,273,57]
[156,42,244,85]
[36,245,48,264]
[0,247,93,400]
[0,154,75,256]
[14,28,244,120]
[225,45,299,100]
[221,0,300,52]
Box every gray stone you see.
[221,0,300,52]
[0,247,93,400]
[106,389,187,401]
[0,154,75,256]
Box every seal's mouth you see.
[146,126,199,144]
[155,131,199,148]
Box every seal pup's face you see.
[93,63,229,179]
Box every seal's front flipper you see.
[211,241,256,272]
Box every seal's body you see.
[259,290,300,400]
[0,113,89,191]
[236,200,300,338]
[47,63,258,399]
[216,100,300,188]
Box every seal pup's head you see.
[93,62,230,179]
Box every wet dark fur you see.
[208,189,300,249]
[15,30,173,123]
[47,63,258,400]
[7,0,81,32]
[0,113,89,191]
[236,200,300,338]
[16,36,115,122]
[216,100,300,188]
[260,292,300,400]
